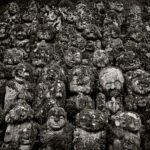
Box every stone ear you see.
[75,113,80,124]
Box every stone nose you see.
[110,83,116,90]
[54,117,59,122]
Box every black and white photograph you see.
[0,0,150,149]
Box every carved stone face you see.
[13,63,33,82]
[31,41,51,67]
[96,1,104,11]
[128,5,142,22]
[0,23,8,40]
[76,2,91,23]
[64,47,81,68]
[66,94,95,117]
[111,26,120,39]
[109,1,124,12]
[69,65,94,94]
[126,69,150,95]
[59,7,77,24]
[103,11,118,25]
[136,95,150,108]
[82,24,101,40]
[66,10,77,23]
[8,2,20,15]
[22,1,38,22]
[93,50,109,68]
[122,132,141,150]
[111,112,141,132]
[129,28,143,42]
[132,76,150,95]
[47,107,66,130]
[125,90,150,110]
[42,63,65,85]
[13,24,28,40]
[4,122,37,145]
[37,25,56,41]
[126,112,141,132]
[76,109,108,131]
[40,5,57,22]
[99,67,124,97]
[5,100,34,123]
[3,48,26,65]
[85,40,101,52]
[116,51,141,71]
[76,19,88,31]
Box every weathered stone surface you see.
[74,109,108,150]
[0,0,149,149]
[40,107,74,150]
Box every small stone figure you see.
[103,17,123,51]
[97,67,125,116]
[33,63,66,124]
[3,48,27,79]
[3,121,38,150]
[82,24,102,41]
[109,0,125,25]
[5,99,34,124]
[40,107,74,150]
[128,5,142,24]
[39,62,66,102]
[0,23,8,40]
[74,108,108,150]
[125,69,150,123]
[109,111,142,150]
[116,50,141,71]
[64,46,82,68]
[66,93,95,121]
[109,1,124,13]
[40,5,61,30]
[4,62,34,111]
[93,1,105,27]
[30,40,54,79]
[31,40,52,65]
[11,24,30,50]
[125,69,150,97]
[82,40,101,65]
[3,96,37,150]
[96,93,121,116]
[37,24,56,42]
[3,48,27,66]
[127,24,145,44]
[3,2,21,27]
[76,1,93,26]
[93,49,109,68]
[69,65,94,94]
[22,1,39,23]
[59,6,77,24]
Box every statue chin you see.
[55,92,63,98]
[50,124,64,130]
[15,76,25,82]
[48,120,65,130]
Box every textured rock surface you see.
[0,0,150,149]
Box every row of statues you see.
[0,0,150,149]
